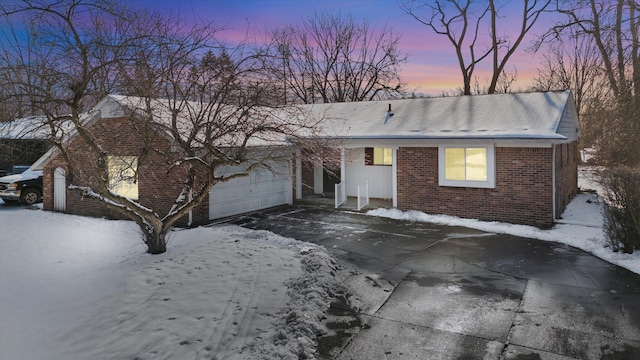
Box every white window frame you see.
[438,145,496,188]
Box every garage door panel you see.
[209,161,292,220]
[257,182,272,194]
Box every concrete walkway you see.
[231,205,640,360]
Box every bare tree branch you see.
[539,0,639,166]
[269,12,407,103]
[401,0,551,95]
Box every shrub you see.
[601,167,640,253]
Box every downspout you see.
[392,148,398,208]
[552,145,556,222]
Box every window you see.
[439,145,495,188]
[365,147,392,166]
[108,156,138,199]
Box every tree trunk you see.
[629,0,639,109]
[489,0,498,94]
[145,228,168,254]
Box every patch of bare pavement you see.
[231,205,640,360]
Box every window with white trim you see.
[108,156,139,199]
[438,145,495,188]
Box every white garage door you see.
[209,161,292,220]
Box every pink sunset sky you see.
[135,0,561,96]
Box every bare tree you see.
[0,0,127,177]
[532,30,603,114]
[467,67,518,94]
[543,0,640,166]
[548,0,638,104]
[1,0,316,254]
[269,12,407,104]
[532,27,606,149]
[401,0,551,95]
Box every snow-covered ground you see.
[0,204,348,360]
[1,166,638,359]
[368,166,640,275]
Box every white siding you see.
[557,96,580,141]
[345,148,393,199]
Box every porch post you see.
[392,148,398,208]
[313,161,323,194]
[295,149,302,200]
[340,148,346,185]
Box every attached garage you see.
[209,160,293,220]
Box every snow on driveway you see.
[0,203,347,360]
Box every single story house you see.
[298,90,579,228]
[40,90,579,228]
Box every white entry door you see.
[209,160,292,220]
[53,167,66,212]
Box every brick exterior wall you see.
[43,117,209,227]
[554,141,579,218]
[396,146,558,228]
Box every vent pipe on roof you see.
[384,103,394,124]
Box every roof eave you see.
[312,134,569,141]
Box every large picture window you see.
[439,145,495,188]
[365,147,392,166]
[108,156,138,199]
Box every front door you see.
[322,162,341,193]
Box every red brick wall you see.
[554,141,579,218]
[42,160,57,211]
[43,117,209,227]
[396,146,555,227]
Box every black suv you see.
[0,167,43,205]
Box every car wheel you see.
[21,189,41,205]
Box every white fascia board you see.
[335,138,560,149]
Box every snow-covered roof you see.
[306,90,579,141]
[95,95,299,147]
[0,116,53,140]
[0,115,78,140]
[3,91,578,145]
[91,90,579,147]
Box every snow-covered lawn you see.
[1,166,638,359]
[0,203,347,360]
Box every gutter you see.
[309,134,569,141]
[552,145,557,222]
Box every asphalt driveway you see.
[231,205,640,360]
